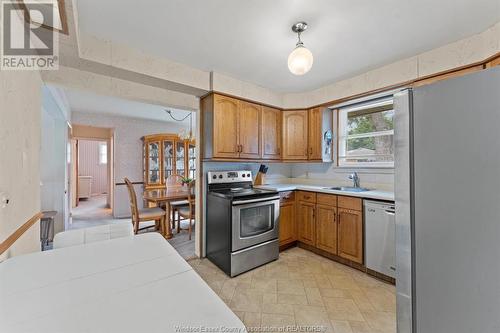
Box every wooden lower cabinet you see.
[315,204,337,254]
[279,202,296,246]
[337,208,363,264]
[297,201,316,246]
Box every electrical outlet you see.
[0,191,9,208]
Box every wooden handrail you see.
[0,212,43,257]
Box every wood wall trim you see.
[209,91,282,110]
[0,212,43,257]
[204,51,500,111]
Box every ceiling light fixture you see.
[288,22,313,75]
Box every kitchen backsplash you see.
[202,162,394,192]
[291,163,394,191]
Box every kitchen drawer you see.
[297,191,316,203]
[317,193,337,206]
[280,191,295,204]
[338,196,362,211]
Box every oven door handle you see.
[232,196,280,205]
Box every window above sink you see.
[337,97,394,168]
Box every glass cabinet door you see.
[175,141,185,176]
[188,142,196,179]
[163,140,174,181]
[147,141,161,184]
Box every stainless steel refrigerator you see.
[394,67,500,333]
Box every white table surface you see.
[0,233,246,333]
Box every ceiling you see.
[63,88,194,125]
[75,0,499,93]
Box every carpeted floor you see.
[68,195,195,259]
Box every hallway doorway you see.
[70,125,115,226]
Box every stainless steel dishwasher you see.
[364,200,396,278]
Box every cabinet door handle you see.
[309,147,313,155]
[240,145,243,153]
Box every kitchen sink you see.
[325,186,370,192]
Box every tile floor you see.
[189,247,396,333]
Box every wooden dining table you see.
[143,187,194,239]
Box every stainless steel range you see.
[206,170,280,277]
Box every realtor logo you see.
[1,1,59,70]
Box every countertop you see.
[255,183,394,202]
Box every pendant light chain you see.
[165,109,191,122]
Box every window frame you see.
[337,98,395,168]
[98,142,108,165]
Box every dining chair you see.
[176,180,196,240]
[124,178,166,235]
[166,174,183,188]
[167,174,188,230]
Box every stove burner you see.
[230,188,253,193]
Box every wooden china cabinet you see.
[142,134,196,190]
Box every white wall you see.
[71,112,190,217]
[40,86,71,234]
[0,70,43,260]
[40,108,67,234]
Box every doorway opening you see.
[48,86,200,259]
[69,125,114,229]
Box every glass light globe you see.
[288,45,313,75]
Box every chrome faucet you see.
[348,172,360,188]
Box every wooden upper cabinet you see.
[213,95,239,158]
[239,101,261,159]
[261,106,281,159]
[282,110,308,160]
[297,201,316,246]
[337,208,363,264]
[308,108,323,160]
[315,204,337,255]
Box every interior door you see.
[70,139,78,208]
[238,101,261,159]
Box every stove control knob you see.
[242,174,246,178]
[218,175,223,179]
[212,175,217,180]
[247,173,251,177]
